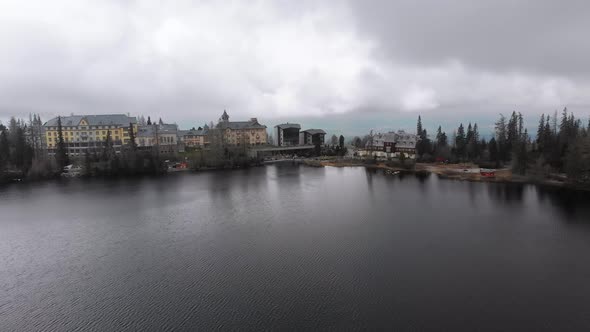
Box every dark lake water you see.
[2,165,590,331]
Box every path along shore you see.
[309,159,577,189]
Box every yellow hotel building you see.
[44,114,137,156]
[216,111,267,145]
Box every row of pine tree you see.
[411,109,590,182]
[0,115,166,183]
[2,109,590,184]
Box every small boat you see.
[385,170,400,175]
[168,162,190,172]
[480,169,496,178]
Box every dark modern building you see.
[274,123,301,146]
[299,129,326,146]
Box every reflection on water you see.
[1,165,590,331]
[536,186,590,221]
[486,182,525,203]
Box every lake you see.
[2,164,590,330]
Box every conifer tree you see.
[456,123,466,159]
[56,116,69,169]
[488,137,499,166]
[0,126,9,170]
[435,126,447,147]
[102,130,115,161]
[495,114,508,161]
[417,115,423,137]
[128,123,137,151]
[537,114,545,151]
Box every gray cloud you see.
[0,0,589,130]
[349,0,590,77]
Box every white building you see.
[361,130,419,159]
[136,122,179,155]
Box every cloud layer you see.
[1,0,589,128]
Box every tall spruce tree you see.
[512,128,529,175]
[559,107,569,137]
[456,123,466,159]
[439,132,447,147]
[552,110,558,135]
[103,130,115,161]
[420,129,430,157]
[537,114,546,151]
[495,114,508,161]
[416,116,426,156]
[417,116,423,137]
[0,127,9,170]
[128,123,137,151]
[544,115,552,155]
[14,126,26,169]
[506,111,519,156]
[435,126,447,147]
[518,112,524,139]
[56,116,69,169]
[472,123,480,158]
[488,137,499,166]
[466,123,473,141]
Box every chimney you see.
[250,118,258,123]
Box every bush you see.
[27,158,57,180]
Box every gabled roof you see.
[158,123,178,133]
[44,114,137,127]
[367,130,419,149]
[217,119,266,130]
[180,128,207,136]
[275,123,301,130]
[302,129,326,135]
[136,126,155,137]
[136,123,178,137]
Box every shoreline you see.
[312,159,590,192]
[3,159,589,192]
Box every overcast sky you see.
[1,0,589,135]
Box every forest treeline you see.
[0,115,167,183]
[0,115,261,183]
[349,108,590,185]
[2,109,590,185]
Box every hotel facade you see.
[44,114,137,156]
[216,111,267,146]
